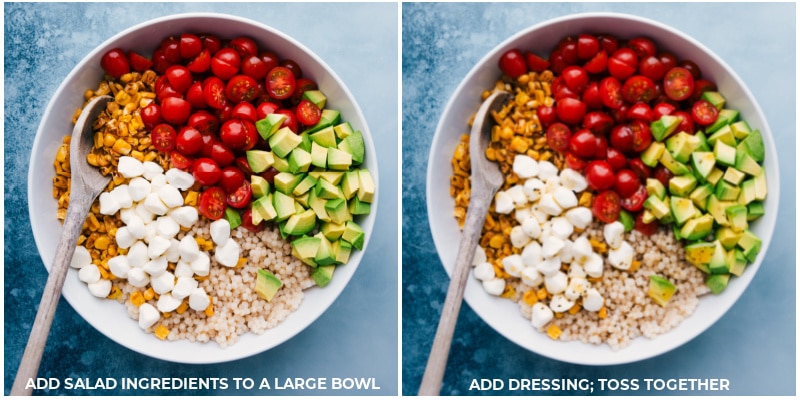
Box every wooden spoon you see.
[419,91,511,396]
[11,95,112,396]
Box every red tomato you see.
[583,111,614,136]
[160,97,191,125]
[200,34,222,54]
[569,129,598,159]
[678,59,702,79]
[232,102,258,122]
[598,34,620,54]
[225,75,259,103]
[179,33,202,59]
[170,151,194,170]
[281,59,303,79]
[275,109,299,132]
[203,76,229,109]
[577,34,600,60]
[256,101,281,120]
[259,51,280,72]
[240,208,265,232]
[634,211,659,235]
[525,52,550,72]
[658,52,678,72]
[290,78,318,106]
[556,97,587,126]
[652,102,676,119]
[241,55,269,80]
[606,147,627,171]
[226,180,252,209]
[186,49,211,74]
[185,82,207,109]
[690,79,717,102]
[176,127,203,155]
[638,55,666,81]
[266,66,296,100]
[592,190,621,223]
[614,169,640,198]
[629,119,653,152]
[128,50,152,72]
[260,167,280,184]
[583,50,608,74]
[546,122,572,152]
[622,75,657,104]
[627,102,654,122]
[599,76,624,109]
[537,105,557,128]
[100,48,130,78]
[141,103,163,130]
[210,141,236,167]
[581,82,603,109]
[610,124,634,154]
[151,124,176,152]
[627,158,652,180]
[663,67,695,101]
[594,135,608,160]
[654,165,673,188]
[296,99,322,126]
[160,37,181,63]
[620,184,647,212]
[230,36,259,58]
[198,187,226,220]
[562,66,589,93]
[187,110,220,136]
[557,37,578,64]
[564,151,588,172]
[626,37,656,58]
[192,158,222,186]
[151,49,170,74]
[211,48,241,80]
[220,119,258,151]
[585,160,615,191]
[607,48,638,80]
[691,99,719,126]
[219,166,246,194]
[498,49,527,78]
[672,110,695,135]
[165,65,192,94]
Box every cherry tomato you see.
[557,37,578,65]
[203,76,228,109]
[583,50,608,74]
[170,151,194,170]
[691,99,719,126]
[141,103,163,130]
[606,147,627,171]
[160,37,181,63]
[690,79,717,102]
[663,67,695,101]
[266,66,296,100]
[629,119,653,152]
[220,119,258,151]
[622,75,657,104]
[614,169,640,198]
[290,78,318,106]
[200,33,222,54]
[160,97,191,125]
[627,102,654,122]
[259,51,280,72]
[626,37,656,59]
[652,102,676,119]
[240,208,265,232]
[585,160,615,191]
[256,101,281,120]
[241,55,269,80]
[230,36,259,58]
[219,166,246,194]
[627,158,652,181]
[611,103,630,124]
[275,109,299,133]
[100,48,130,78]
[638,55,666,81]
[610,124,634,154]
[198,187,226,220]
[226,180,252,209]
[537,105,557,128]
[598,34,620,54]
[525,52,550,72]
[634,211,659,235]
[179,33,202,59]
[187,110,220,136]
[581,82,603,109]
[210,141,236,167]
[225,75,259,103]
[186,49,211,74]
[673,110,695,135]
[185,82,207,109]
[569,129,598,159]
[232,101,258,122]
[549,50,568,74]
[546,122,572,152]
[281,59,303,78]
[128,50,153,72]
[658,52,678,72]
[192,158,222,186]
[678,59,702,79]
[296,99,322,127]
[151,49,170,74]
[564,151,588,172]
[577,34,600,60]
[620,184,647,212]
[175,127,203,155]
[562,66,589,93]
[594,135,608,160]
[556,97,587,126]
[155,76,182,101]
[211,48,241,80]
[592,190,621,223]
[599,76,623,109]
[151,124,176,152]
[654,165,674,188]
[234,156,253,175]
[165,65,192,94]
[498,49,527,78]
[583,111,614,136]
[607,48,638,80]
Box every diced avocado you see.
[298,131,313,153]
[251,175,270,198]
[648,275,677,306]
[640,141,665,167]
[310,126,337,148]
[708,240,729,274]
[716,226,743,250]
[292,174,318,197]
[283,209,317,236]
[618,209,635,231]
[342,220,365,250]
[685,241,716,266]
[737,229,762,262]
[338,130,365,164]
[689,184,713,211]
[651,115,681,141]
[308,189,330,222]
[321,221,346,241]
[734,149,762,177]
[741,129,765,162]
[224,207,242,229]
[327,147,353,171]
[302,90,327,109]
[302,109,341,135]
[668,174,698,197]
[714,180,741,202]
[341,170,360,200]
[291,245,318,267]
[679,214,713,241]
[348,196,372,215]
[288,148,312,174]
[753,169,767,201]
[357,169,376,203]
[334,122,354,139]
[707,109,739,133]
[713,140,736,167]
[747,201,765,221]
[670,196,697,227]
[705,167,724,186]
[644,194,670,219]
[701,91,725,110]
[690,152,716,182]
[256,113,287,140]
[707,124,736,147]
[315,170,344,185]
[640,209,656,224]
[252,194,277,222]
[737,179,756,205]
[314,233,336,266]
[272,155,291,173]
[659,150,691,175]
[722,167,745,186]
[272,191,297,222]
[730,120,751,140]
[666,131,700,163]
[725,204,748,233]
[706,273,730,294]
[315,177,341,200]
[707,195,735,226]
[246,150,275,174]
[310,141,328,169]
[311,265,335,287]
[269,127,303,158]
[292,236,321,260]
[333,239,352,265]
[729,249,747,277]
[646,178,666,200]
[325,198,352,225]
[255,269,283,302]
[694,130,711,152]
[274,172,305,195]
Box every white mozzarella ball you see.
[88,279,112,298]
[473,262,495,281]
[549,293,575,313]
[117,156,144,178]
[209,219,231,245]
[494,191,515,214]
[608,241,634,270]
[179,235,200,262]
[541,235,565,258]
[565,207,593,230]
[559,168,588,192]
[148,236,172,259]
[149,173,168,193]
[127,267,150,288]
[520,241,543,267]
[567,261,587,278]
[156,293,181,313]
[142,161,164,180]
[514,207,533,224]
[537,257,561,277]
[119,208,134,225]
[171,276,198,300]
[509,225,531,248]
[156,216,180,239]
[521,215,541,239]
[214,238,241,268]
[521,266,543,287]
[151,271,176,294]
[582,288,605,312]
[110,184,133,209]
[143,256,168,277]
[558,239,574,263]
[538,193,563,216]
[190,252,211,276]
[165,168,195,191]
[115,226,135,249]
[565,277,589,300]
[143,192,168,216]
[174,260,194,278]
[126,214,146,240]
[78,264,101,284]
[552,186,578,210]
[537,160,559,180]
[126,241,148,268]
[128,177,151,202]
[70,246,92,269]
[550,217,574,239]
[545,271,568,294]
[157,184,184,209]
[134,202,155,223]
[501,254,525,277]
[604,221,625,249]
[506,185,528,207]
[523,178,545,202]
[472,245,487,266]
[189,287,210,311]
[138,303,160,329]
[165,238,181,263]
[108,255,131,279]
[571,236,594,263]
[583,253,604,278]
[482,277,506,296]
[513,155,539,178]
[168,206,198,228]
[98,192,121,216]
[529,204,549,224]
[530,302,554,329]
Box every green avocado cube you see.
[723,167,745,186]
[308,189,330,222]
[689,184,713,211]
[315,177,341,200]
[730,120,751,140]
[246,150,275,174]
[292,174,318,197]
[708,240,730,274]
[274,172,305,195]
[713,140,737,167]
[707,109,739,133]
[327,147,353,171]
[644,194,670,219]
[321,221,346,241]
[283,209,317,236]
[310,141,329,169]
[680,214,714,241]
[701,91,726,110]
[651,115,681,142]
[256,114,287,140]
[310,126,337,148]
[691,152,716,182]
[342,220,365,250]
[716,226,743,250]
[292,236,321,260]
[706,273,730,294]
[357,169,376,203]
[272,191,297,222]
[707,124,736,147]
[325,198,352,225]
[706,167,724,186]
[715,180,741,202]
[251,174,270,198]
[685,241,716,267]
[333,239,353,265]
[252,194,277,223]
[313,233,336,266]
[311,265,335,287]
[255,269,283,302]
[753,170,768,201]
[269,127,303,158]
[303,109,341,135]
[288,148,312,174]
[747,201,765,221]
[338,130,365,164]
[302,90,327,109]
[741,129,765,162]
[640,141,665,167]
[341,170,360,200]
[670,196,697,227]
[737,229,762,262]
[669,174,698,197]
[659,150,691,175]
[729,249,748,276]
[666,131,700,163]
[348,196,371,215]
[334,122,354,139]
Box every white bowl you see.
[28,13,377,364]
[427,12,778,365]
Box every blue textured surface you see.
[402,2,795,396]
[4,2,398,396]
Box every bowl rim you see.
[426,11,779,365]
[28,12,378,364]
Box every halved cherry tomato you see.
[198,187,226,220]
[275,109,299,132]
[638,55,666,81]
[614,169,640,198]
[234,156,253,175]
[557,37,578,64]
[296,99,322,126]
[192,158,222,186]
[569,129,598,159]
[599,76,623,109]
[607,48,638,80]
[564,152,587,172]
[240,208,265,232]
[165,65,192,94]
[180,33,202,59]
[186,49,211,74]
[151,124,176,152]
[210,48,241,80]
[690,78,717,102]
[241,55,268,80]
[210,141,236,167]
[526,51,550,72]
[626,37,656,59]
[186,82,207,109]
[620,184,647,212]
[225,75,259,103]
[266,66,296,100]
[562,66,589,93]
[546,122,571,152]
[583,111,614,136]
[672,110,695,136]
[592,190,621,223]
[260,167,280,184]
[219,119,258,151]
[100,48,130,79]
[598,34,619,54]
[281,59,303,79]
[577,34,600,60]
[581,82,603,109]
[128,50,153,72]
[654,165,674,188]
[610,124,634,154]
[652,102,676,119]
[556,97,587,126]
[219,166,246,194]
[160,37,181,63]
[678,59,702,79]
[259,50,280,72]
[606,147,627,171]
[230,36,258,58]
[141,103,163,130]
[634,211,659,235]
[290,78,318,105]
[629,119,653,152]
[691,99,719,126]
[256,101,281,120]
[663,67,695,101]
[537,105,557,128]
[203,76,228,109]
[585,160,615,191]
[498,49,527,78]
[160,97,191,125]
[627,158,652,180]
[622,75,657,104]
[583,50,607,74]
[187,110,220,136]
[627,102,654,122]
[232,101,258,122]
[200,33,222,54]
[175,127,203,155]
[170,151,194,170]
[226,180,252,209]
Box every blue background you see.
[402,2,795,396]
[4,2,398,396]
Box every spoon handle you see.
[10,194,94,396]
[418,192,493,396]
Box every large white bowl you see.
[427,12,778,365]
[28,13,377,364]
